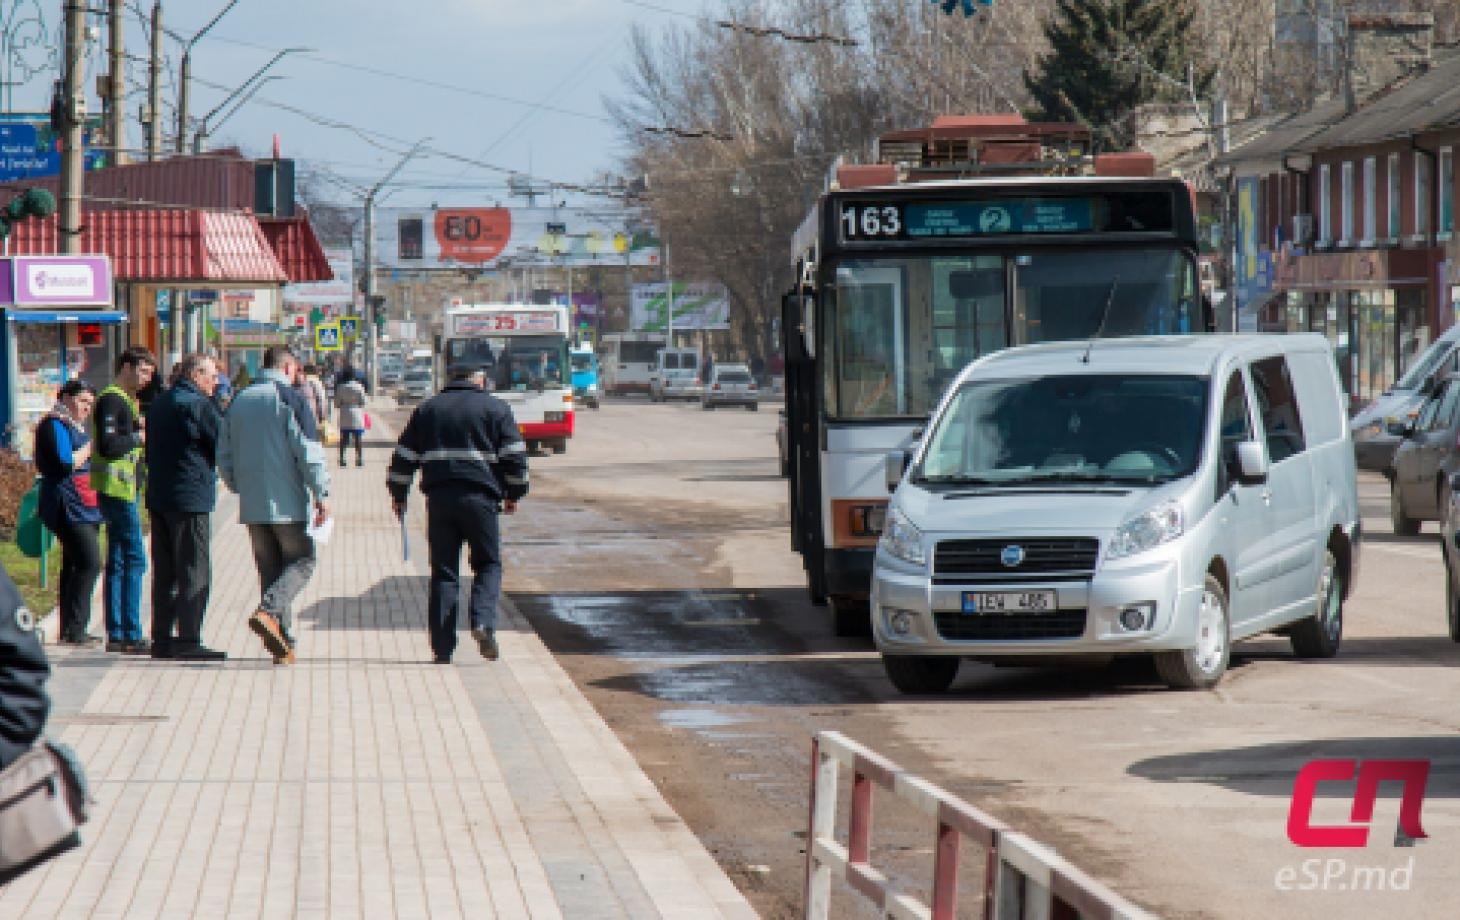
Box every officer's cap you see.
[447,358,487,378]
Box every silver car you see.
[874,335,1359,693]
[702,364,759,410]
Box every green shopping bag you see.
[15,482,50,559]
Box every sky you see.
[6,0,705,207]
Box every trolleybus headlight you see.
[878,508,925,566]
[1108,500,1183,560]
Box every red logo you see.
[1287,759,1430,848]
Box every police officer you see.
[387,358,529,664]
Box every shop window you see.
[1388,153,1402,241]
[1440,147,1454,237]
[1319,164,1332,243]
[1363,157,1376,244]
[1416,155,1431,236]
[1341,162,1354,244]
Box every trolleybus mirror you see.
[800,295,816,359]
[885,449,911,493]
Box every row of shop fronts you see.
[1248,246,1451,410]
[0,166,330,457]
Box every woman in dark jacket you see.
[34,380,104,646]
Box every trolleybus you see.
[441,303,574,454]
[783,116,1211,634]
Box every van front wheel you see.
[1154,574,1230,690]
[882,655,960,695]
[1291,549,1343,658]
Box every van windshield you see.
[916,374,1209,485]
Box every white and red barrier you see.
[804,731,1156,920]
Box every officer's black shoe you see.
[432,655,451,665]
[151,641,174,660]
[173,645,228,662]
[62,633,102,647]
[471,627,499,661]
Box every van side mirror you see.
[885,449,911,493]
[1387,418,1415,438]
[1235,441,1268,485]
[1422,373,1439,395]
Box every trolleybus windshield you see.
[826,248,1198,420]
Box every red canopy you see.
[5,209,289,285]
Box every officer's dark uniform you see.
[0,564,50,770]
[387,367,529,661]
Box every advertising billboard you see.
[373,206,661,269]
[631,282,731,331]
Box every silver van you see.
[874,335,1360,693]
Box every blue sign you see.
[0,116,108,183]
[905,200,1094,237]
[186,289,218,305]
[338,316,359,339]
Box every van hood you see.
[897,480,1185,537]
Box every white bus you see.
[441,304,574,454]
[600,332,666,396]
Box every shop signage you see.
[0,255,113,307]
[1274,249,1430,291]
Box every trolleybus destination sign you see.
[838,190,1177,242]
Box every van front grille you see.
[934,538,1099,578]
[933,611,1087,641]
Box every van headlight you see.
[1108,500,1184,560]
[878,508,925,566]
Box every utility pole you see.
[175,0,238,153]
[59,1,86,255]
[364,138,430,397]
[147,1,162,160]
[664,245,675,348]
[107,0,126,166]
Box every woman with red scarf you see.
[35,380,104,646]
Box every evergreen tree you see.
[1024,0,1211,152]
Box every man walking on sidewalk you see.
[145,353,226,661]
[93,346,156,655]
[387,359,529,664]
[219,346,330,665]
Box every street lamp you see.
[193,46,309,153]
[363,138,432,396]
[197,75,284,147]
[173,0,239,153]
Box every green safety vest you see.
[91,384,141,503]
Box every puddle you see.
[658,708,748,730]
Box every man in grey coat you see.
[219,346,331,665]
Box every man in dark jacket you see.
[387,360,529,664]
[0,563,48,770]
[145,353,225,661]
[92,346,156,654]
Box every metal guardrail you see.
[804,731,1157,920]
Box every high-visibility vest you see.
[90,384,141,502]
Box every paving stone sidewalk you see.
[0,412,757,920]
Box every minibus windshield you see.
[916,373,1208,485]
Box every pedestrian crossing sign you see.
[315,321,343,351]
[339,317,359,340]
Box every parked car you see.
[1438,472,1460,641]
[874,335,1359,694]
[1388,372,1460,535]
[649,347,702,401]
[401,367,434,401]
[702,363,759,410]
[1351,323,1460,472]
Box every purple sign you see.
[3,255,113,307]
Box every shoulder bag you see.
[0,740,91,884]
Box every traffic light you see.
[0,189,57,241]
[931,0,992,15]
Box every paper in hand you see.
[400,512,410,562]
[307,515,335,546]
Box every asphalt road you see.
[389,396,1460,920]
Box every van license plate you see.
[962,591,1056,615]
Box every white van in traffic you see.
[874,335,1360,693]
